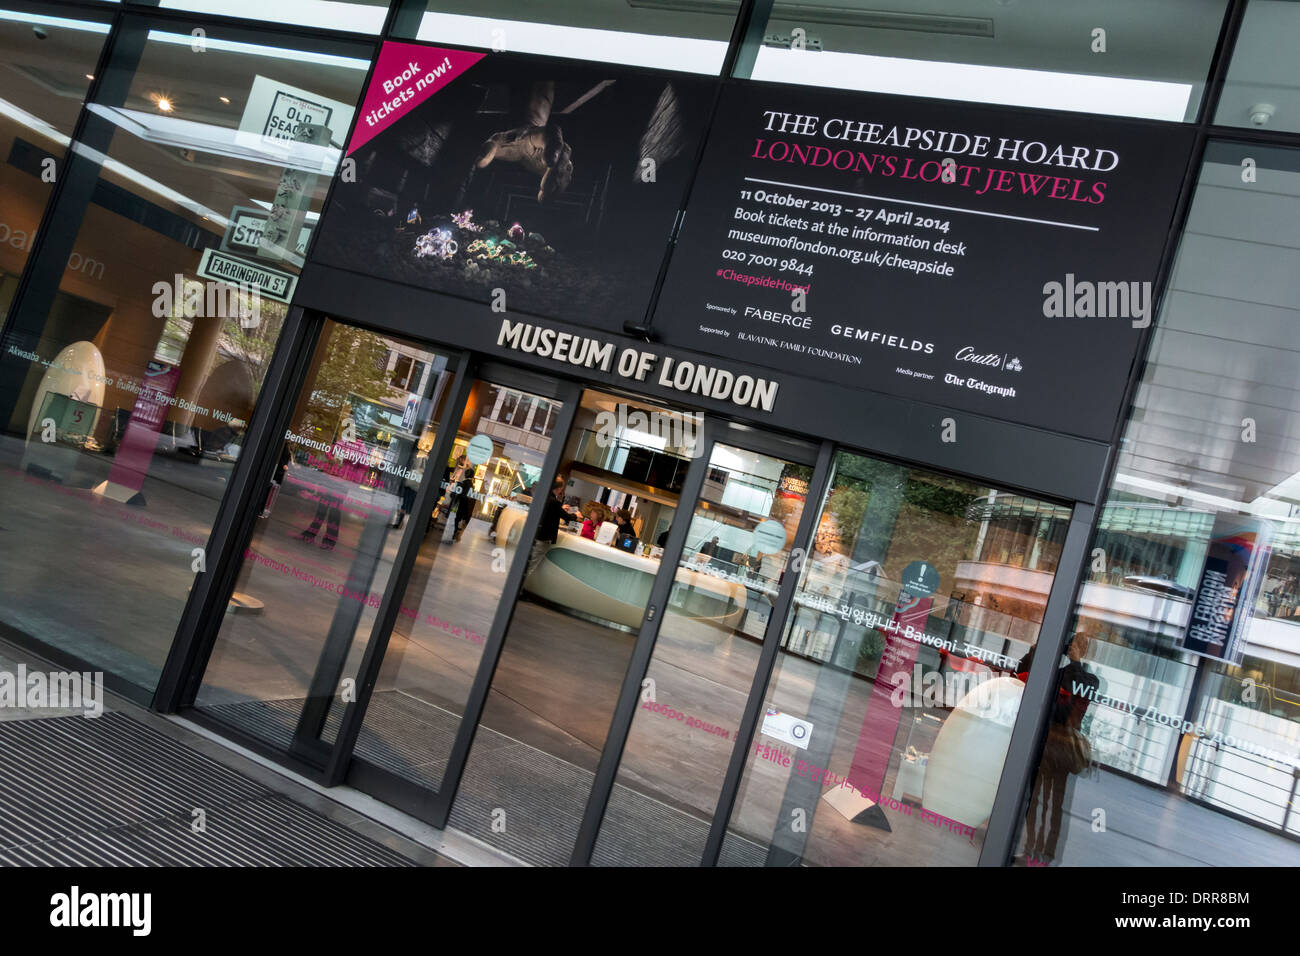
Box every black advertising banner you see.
[652,85,1194,440]
[1182,517,1273,664]
[313,41,715,333]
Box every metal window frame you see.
[568,418,822,865]
[697,437,834,866]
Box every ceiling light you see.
[152,94,174,112]
[219,96,230,104]
[0,10,109,34]
[625,0,995,36]
[85,74,94,81]
[145,29,370,71]
[416,13,726,74]
[86,104,341,175]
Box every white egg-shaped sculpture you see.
[24,340,106,445]
[920,676,1025,828]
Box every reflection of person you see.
[393,460,421,530]
[300,406,353,550]
[1020,626,1100,866]
[261,445,291,519]
[526,476,567,577]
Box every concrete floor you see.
[0,435,231,688]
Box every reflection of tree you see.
[218,300,287,410]
[819,482,869,556]
[302,324,392,440]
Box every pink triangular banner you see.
[347,42,484,155]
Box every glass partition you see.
[348,376,562,790]
[0,20,370,692]
[194,319,455,762]
[0,7,109,317]
[1014,142,1300,867]
[1216,0,1300,133]
[592,440,812,866]
[445,388,699,865]
[717,449,1069,866]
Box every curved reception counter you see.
[524,532,749,630]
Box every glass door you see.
[713,449,1073,866]
[191,318,458,766]
[588,430,819,865]
[421,387,705,864]
[341,372,571,809]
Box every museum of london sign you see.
[496,318,779,413]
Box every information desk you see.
[524,531,749,630]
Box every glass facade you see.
[0,0,1296,871]
[1013,141,1300,867]
[718,453,1067,866]
[0,16,371,692]
[0,7,108,316]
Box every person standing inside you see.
[451,454,477,542]
[580,502,606,540]
[614,508,639,553]
[526,476,568,577]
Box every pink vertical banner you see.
[105,361,180,495]
[846,592,933,798]
[347,42,485,155]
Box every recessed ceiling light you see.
[85,73,94,81]
[154,95,174,113]
[219,96,230,104]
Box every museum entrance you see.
[182,312,1075,867]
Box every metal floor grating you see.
[0,712,413,866]
[204,691,769,867]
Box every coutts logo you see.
[954,347,1002,368]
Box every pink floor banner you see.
[846,592,934,798]
[347,42,485,155]
[104,362,180,497]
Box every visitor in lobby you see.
[580,503,606,540]
[450,456,478,543]
[614,508,639,553]
[526,476,568,576]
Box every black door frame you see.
[161,309,471,779]
[340,361,583,826]
[569,419,825,864]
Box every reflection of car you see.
[1123,575,1195,601]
